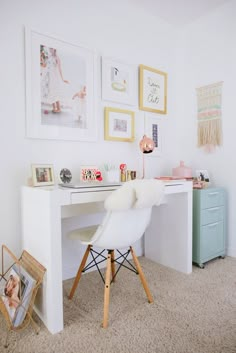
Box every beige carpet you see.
[1,256,236,353]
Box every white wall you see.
[176,0,236,256]
[1,0,235,263]
[0,0,178,257]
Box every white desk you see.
[21,181,192,334]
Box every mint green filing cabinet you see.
[192,187,226,268]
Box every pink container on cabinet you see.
[172,161,192,178]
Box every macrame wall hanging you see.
[196,81,223,152]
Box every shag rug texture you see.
[1,256,236,353]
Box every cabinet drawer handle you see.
[208,222,218,227]
[208,192,219,196]
[208,207,219,212]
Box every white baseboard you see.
[226,247,236,258]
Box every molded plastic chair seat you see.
[68,179,164,328]
[69,225,99,243]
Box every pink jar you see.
[172,161,192,178]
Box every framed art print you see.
[25,27,97,141]
[104,107,135,142]
[139,64,167,114]
[102,57,136,105]
[145,114,162,156]
[196,170,210,182]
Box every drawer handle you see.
[208,192,219,196]
[208,207,220,212]
[208,222,218,227]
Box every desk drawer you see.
[71,190,113,204]
[201,189,224,209]
[200,206,224,226]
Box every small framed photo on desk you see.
[31,164,55,186]
[196,170,210,182]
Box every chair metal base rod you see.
[111,250,116,282]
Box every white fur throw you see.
[104,179,164,211]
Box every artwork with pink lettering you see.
[139,64,167,114]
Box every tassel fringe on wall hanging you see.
[196,81,223,152]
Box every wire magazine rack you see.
[0,245,46,348]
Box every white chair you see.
[68,179,164,328]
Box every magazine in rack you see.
[1,264,36,327]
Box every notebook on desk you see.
[59,182,121,189]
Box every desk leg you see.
[21,188,64,334]
[144,192,192,274]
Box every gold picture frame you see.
[139,64,167,114]
[31,164,55,186]
[104,107,135,142]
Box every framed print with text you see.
[139,64,167,114]
[80,165,99,182]
[25,27,97,141]
[102,57,136,105]
[104,107,135,142]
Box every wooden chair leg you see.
[130,246,153,303]
[102,251,112,328]
[111,250,116,282]
[69,245,91,299]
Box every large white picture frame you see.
[25,27,97,141]
[102,57,136,105]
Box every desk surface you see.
[28,180,192,203]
